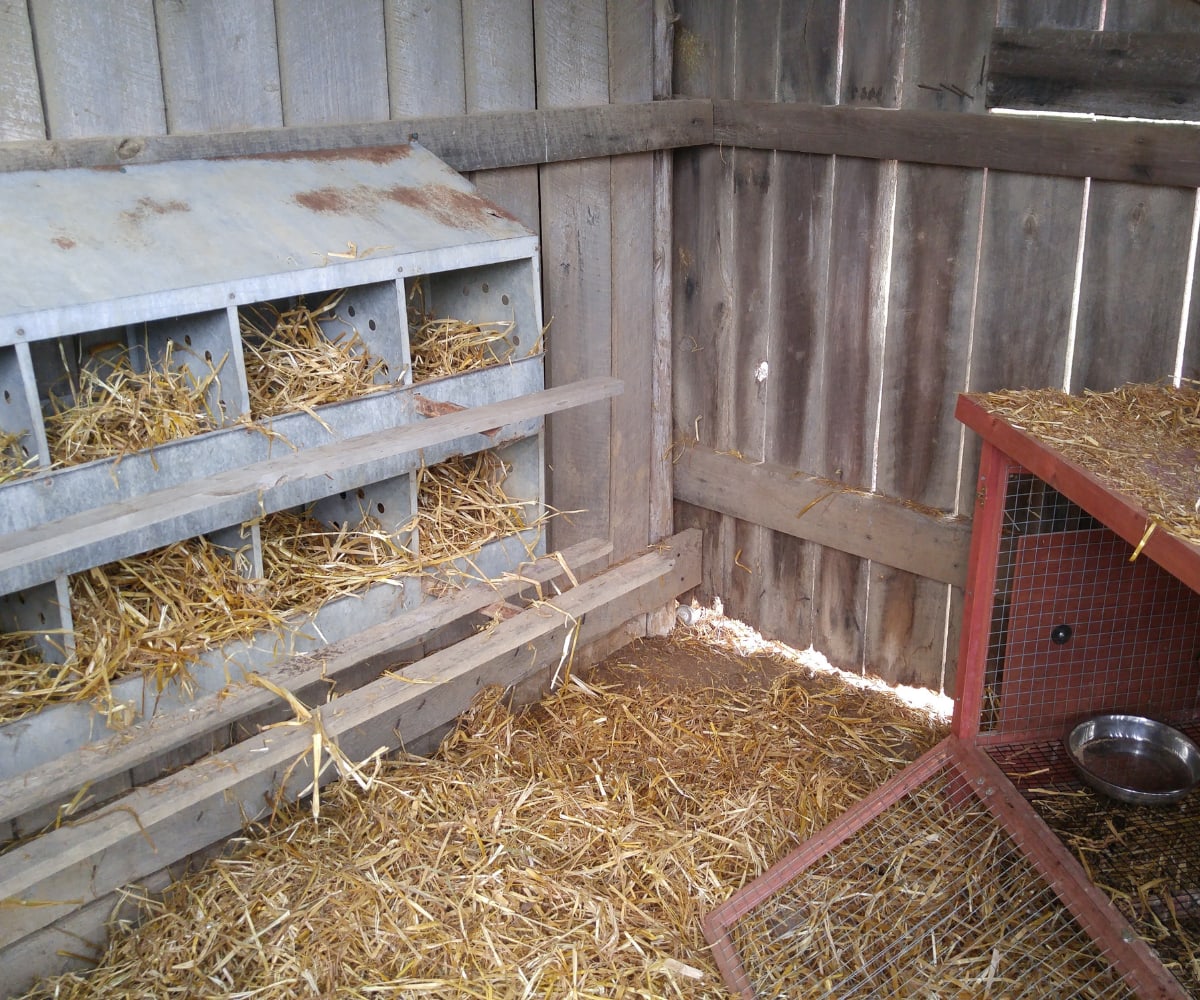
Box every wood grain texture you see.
[155,0,283,132]
[962,0,1096,557]
[868,0,994,692]
[988,28,1200,119]
[674,445,971,587]
[718,0,786,628]
[385,0,465,116]
[747,1,840,654]
[1070,182,1196,391]
[463,0,539,231]
[0,99,711,174]
[1104,0,1200,31]
[997,0,1103,29]
[536,0,613,552]
[274,0,389,126]
[808,0,907,675]
[0,1,45,140]
[607,0,655,562]
[670,0,734,603]
[29,0,166,138]
[714,101,1200,191]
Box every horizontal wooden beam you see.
[5,96,1196,191]
[674,445,970,588]
[714,100,1200,190]
[0,537,613,831]
[0,100,712,175]
[0,529,700,951]
[989,29,1200,121]
[0,376,621,593]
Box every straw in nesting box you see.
[0,630,91,725]
[0,535,282,725]
[43,342,224,468]
[0,429,37,484]
[241,290,394,418]
[258,508,418,618]
[414,450,535,570]
[21,644,946,999]
[407,281,516,383]
[973,382,1200,547]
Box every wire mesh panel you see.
[704,744,1140,999]
[990,726,1200,996]
[979,466,1200,741]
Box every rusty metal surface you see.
[0,143,534,344]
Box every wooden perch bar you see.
[0,529,701,952]
[0,376,621,594]
[674,445,970,588]
[0,537,614,831]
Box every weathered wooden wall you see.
[0,0,666,570]
[672,0,1200,694]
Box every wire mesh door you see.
[703,740,1183,998]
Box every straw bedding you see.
[21,633,944,999]
[971,382,1200,547]
[408,284,516,384]
[1029,784,1200,994]
[43,343,223,468]
[0,428,35,484]
[241,290,394,417]
[0,449,530,725]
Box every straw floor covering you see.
[22,618,946,999]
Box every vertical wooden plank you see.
[1097,0,1200,30]
[29,0,166,138]
[1068,0,1200,393]
[968,2,1100,465]
[385,0,465,116]
[649,0,674,554]
[807,0,907,675]
[1070,183,1196,391]
[716,0,788,630]
[671,1,735,604]
[462,0,539,232]
[607,0,655,564]
[1186,225,1200,382]
[155,0,283,133]
[867,1,994,693]
[0,1,45,140]
[274,0,389,126]
[742,1,840,654]
[535,0,613,551]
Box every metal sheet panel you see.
[0,144,536,343]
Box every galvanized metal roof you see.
[0,144,536,344]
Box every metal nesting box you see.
[0,143,534,344]
[0,143,585,791]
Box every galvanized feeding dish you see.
[1067,713,1200,806]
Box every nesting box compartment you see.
[0,144,584,795]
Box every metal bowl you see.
[1067,715,1200,806]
